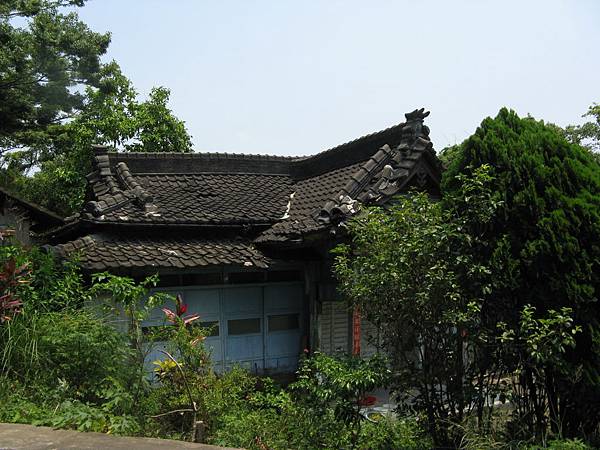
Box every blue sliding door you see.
[145,282,304,374]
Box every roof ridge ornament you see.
[400,108,431,148]
[405,108,430,122]
[115,162,155,206]
[316,108,438,227]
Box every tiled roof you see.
[256,162,366,243]
[81,116,419,227]
[90,173,293,224]
[58,109,442,269]
[54,234,272,271]
[108,152,297,175]
[257,109,442,244]
[289,120,406,178]
[0,186,64,227]
[83,148,297,225]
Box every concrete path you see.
[0,423,237,450]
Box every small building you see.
[0,187,65,245]
[48,109,442,373]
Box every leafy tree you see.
[7,62,193,216]
[292,352,390,449]
[437,143,461,168]
[67,61,193,153]
[1,3,193,216]
[498,305,582,441]
[443,108,600,439]
[334,166,510,447]
[128,86,193,153]
[0,0,109,168]
[563,103,600,154]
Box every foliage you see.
[334,166,509,447]
[0,376,141,435]
[358,418,432,450]
[199,373,303,449]
[211,406,430,450]
[145,293,212,442]
[1,2,193,216]
[201,366,262,433]
[0,243,88,312]
[64,62,193,154]
[127,86,193,153]
[209,407,299,450]
[444,108,600,440]
[335,130,599,446]
[8,62,193,216]
[498,306,583,442]
[0,245,431,448]
[292,351,390,448]
[0,0,109,167]
[89,272,175,413]
[0,377,50,425]
[10,150,92,215]
[145,365,261,442]
[438,143,462,168]
[0,308,143,435]
[207,356,429,450]
[49,399,140,434]
[499,306,581,369]
[0,246,165,436]
[1,310,135,399]
[90,272,164,348]
[563,103,600,154]
[524,438,592,450]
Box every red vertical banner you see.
[352,306,361,356]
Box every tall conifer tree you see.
[443,108,600,435]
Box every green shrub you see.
[208,399,349,450]
[206,355,427,450]
[0,376,141,435]
[49,400,140,435]
[202,366,257,426]
[358,417,432,450]
[0,377,51,424]
[0,250,164,436]
[0,244,89,313]
[144,365,259,440]
[290,351,390,448]
[524,439,592,450]
[209,408,292,450]
[209,396,431,450]
[0,307,146,436]
[1,310,135,399]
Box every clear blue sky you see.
[78,0,599,156]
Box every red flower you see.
[176,294,188,316]
[162,294,199,326]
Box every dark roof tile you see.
[77,110,441,251]
[55,234,273,271]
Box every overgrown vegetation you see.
[444,108,600,442]
[0,242,430,449]
[335,108,600,448]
